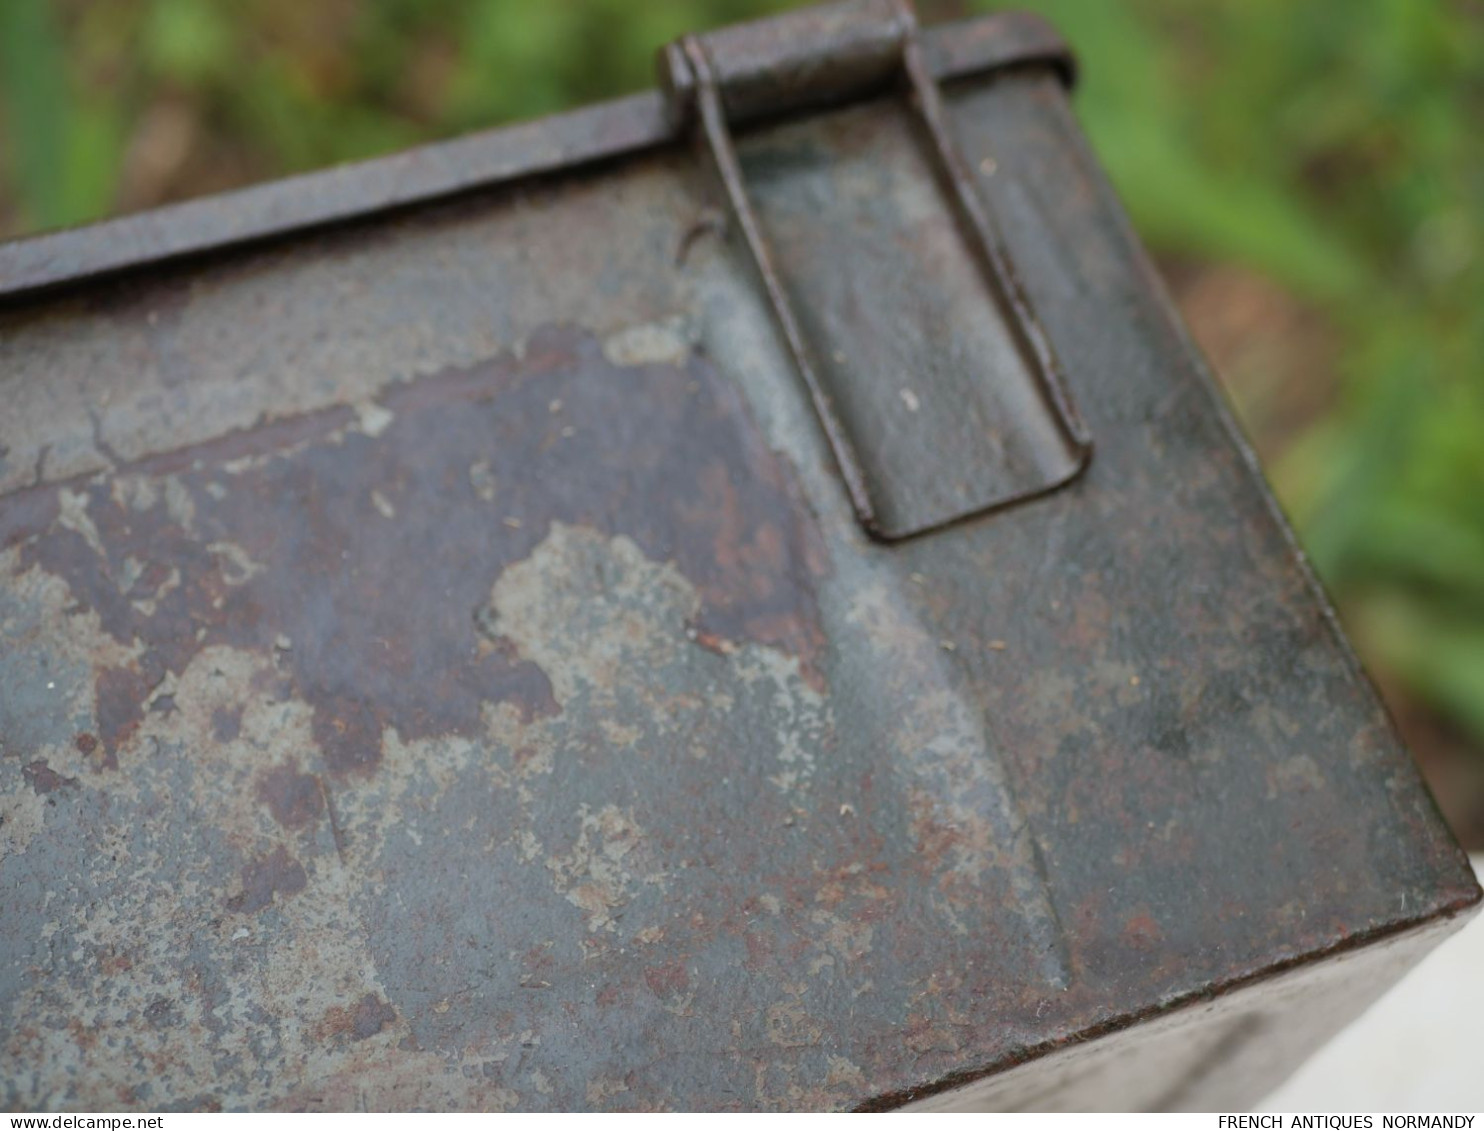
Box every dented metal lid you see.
[0,0,1477,1113]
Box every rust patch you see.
[0,325,826,776]
[96,947,133,976]
[0,485,58,551]
[316,994,397,1044]
[742,930,773,972]
[256,762,324,829]
[21,760,79,795]
[687,623,738,657]
[1123,912,1164,950]
[225,846,308,914]
[211,705,242,743]
[94,664,158,767]
[312,694,392,777]
[643,961,690,1000]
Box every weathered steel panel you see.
[0,5,1476,1112]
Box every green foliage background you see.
[2,0,1482,758]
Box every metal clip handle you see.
[662,0,1091,541]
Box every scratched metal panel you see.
[738,97,1087,536]
[0,22,1478,1114]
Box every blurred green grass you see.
[1,0,1482,766]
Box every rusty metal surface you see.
[900,917,1464,1111]
[662,0,907,126]
[0,10,1072,304]
[666,0,1089,540]
[0,8,1478,1114]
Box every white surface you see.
[1263,855,1484,1111]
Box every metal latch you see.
[661,0,1091,542]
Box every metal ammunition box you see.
[1,0,1477,1112]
